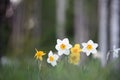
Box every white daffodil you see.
[113,51,119,59]
[47,51,59,67]
[55,38,72,56]
[112,46,119,59]
[82,40,98,56]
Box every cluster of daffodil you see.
[34,38,98,67]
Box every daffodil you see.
[112,46,119,59]
[71,44,82,54]
[47,51,59,67]
[69,44,82,65]
[82,40,98,56]
[34,48,46,61]
[55,38,72,56]
[69,53,80,65]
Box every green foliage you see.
[40,0,56,51]
[0,58,119,80]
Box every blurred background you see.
[0,0,120,80]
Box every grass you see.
[0,56,120,80]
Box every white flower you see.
[112,46,119,59]
[113,51,119,59]
[55,38,72,56]
[92,51,101,59]
[47,51,59,67]
[82,40,98,56]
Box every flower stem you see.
[37,60,42,80]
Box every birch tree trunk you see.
[98,0,108,67]
[110,0,119,69]
[74,0,88,63]
[119,0,120,48]
[56,0,67,39]
[110,0,119,49]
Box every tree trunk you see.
[32,0,41,38]
[110,0,119,69]
[110,0,119,49]
[119,0,120,48]
[22,0,41,54]
[10,2,24,55]
[98,0,108,67]
[74,0,88,64]
[56,0,67,39]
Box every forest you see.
[0,0,120,80]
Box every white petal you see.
[57,39,62,44]
[54,54,59,60]
[64,49,70,55]
[82,43,87,47]
[88,40,94,44]
[55,44,60,50]
[113,52,119,58]
[86,52,91,56]
[66,44,72,49]
[48,51,53,57]
[92,49,97,54]
[114,50,118,54]
[82,48,87,52]
[63,38,69,44]
[47,58,51,63]
[58,51,64,56]
[93,43,98,48]
[51,61,57,67]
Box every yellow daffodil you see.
[34,48,46,61]
[47,51,59,67]
[69,53,80,65]
[82,40,98,56]
[68,44,82,65]
[55,38,72,56]
[71,44,82,54]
